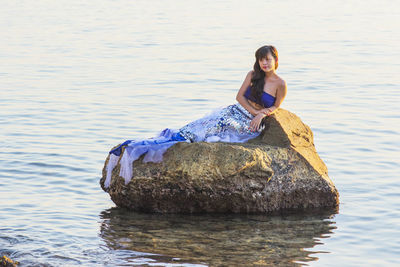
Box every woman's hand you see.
[249,113,266,132]
[257,108,272,116]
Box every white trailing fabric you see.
[104,103,263,188]
[105,153,119,188]
[118,139,183,185]
[119,149,134,185]
[104,128,187,188]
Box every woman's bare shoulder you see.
[243,70,254,83]
[275,75,286,87]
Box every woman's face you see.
[258,52,275,72]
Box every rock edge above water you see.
[0,256,19,267]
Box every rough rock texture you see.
[0,256,19,267]
[100,108,339,213]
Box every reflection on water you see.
[99,208,337,266]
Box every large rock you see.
[100,108,339,213]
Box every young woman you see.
[105,45,287,188]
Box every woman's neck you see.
[264,70,276,79]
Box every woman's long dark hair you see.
[250,45,279,106]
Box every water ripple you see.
[1,0,400,266]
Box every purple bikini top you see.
[244,86,276,108]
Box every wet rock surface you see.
[100,108,339,213]
[0,256,19,267]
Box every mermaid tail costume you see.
[105,87,275,188]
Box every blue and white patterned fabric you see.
[104,103,264,188]
[179,103,262,143]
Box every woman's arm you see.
[249,80,287,132]
[267,80,287,115]
[236,71,260,116]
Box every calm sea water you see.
[1,0,399,266]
